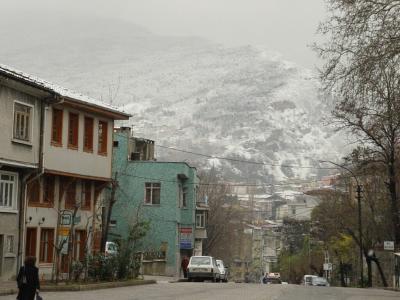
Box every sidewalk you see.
[0,279,156,296]
[143,275,183,283]
[0,280,17,296]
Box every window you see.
[5,235,14,254]
[98,120,108,155]
[196,211,206,228]
[51,108,63,146]
[0,172,17,210]
[39,228,54,263]
[74,230,87,261]
[81,180,91,210]
[68,113,79,149]
[25,228,37,257]
[13,102,32,142]
[179,185,188,208]
[144,182,161,205]
[65,181,76,209]
[27,176,54,207]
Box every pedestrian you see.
[16,256,40,300]
[181,256,189,278]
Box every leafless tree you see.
[316,0,400,245]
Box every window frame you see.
[97,120,108,156]
[196,211,206,228]
[83,117,94,152]
[12,101,34,144]
[68,112,79,150]
[144,182,161,205]
[0,171,18,212]
[51,108,63,146]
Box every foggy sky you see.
[6,0,326,69]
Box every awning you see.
[394,252,400,256]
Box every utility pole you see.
[356,185,364,288]
[319,160,364,287]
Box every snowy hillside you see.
[0,14,345,183]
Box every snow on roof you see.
[0,64,130,119]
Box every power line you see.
[114,132,340,171]
[156,144,339,170]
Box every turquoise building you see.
[109,127,208,276]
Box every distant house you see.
[0,64,130,279]
[110,127,208,276]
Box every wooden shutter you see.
[65,181,76,209]
[84,117,94,152]
[27,178,40,204]
[98,121,108,155]
[43,176,55,205]
[51,108,63,145]
[25,228,37,257]
[68,113,79,149]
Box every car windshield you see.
[107,243,117,251]
[190,257,211,265]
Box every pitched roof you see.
[0,64,130,119]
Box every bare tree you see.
[316,0,400,245]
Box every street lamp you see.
[319,160,364,288]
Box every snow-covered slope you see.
[0,14,345,183]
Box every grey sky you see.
[8,0,327,68]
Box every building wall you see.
[43,106,113,179]
[0,84,42,280]
[0,85,41,165]
[26,176,100,278]
[110,132,198,276]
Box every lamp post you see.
[319,160,364,288]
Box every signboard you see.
[180,227,193,249]
[323,263,333,271]
[384,241,395,251]
[58,226,70,236]
[60,214,72,225]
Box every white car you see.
[187,256,221,282]
[216,259,228,282]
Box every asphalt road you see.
[1,282,398,300]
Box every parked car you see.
[303,275,317,286]
[262,273,282,284]
[311,276,329,287]
[187,256,221,282]
[105,241,118,256]
[216,259,228,282]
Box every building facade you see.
[110,127,207,276]
[0,64,129,279]
[0,68,46,280]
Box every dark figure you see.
[181,256,189,278]
[16,256,40,300]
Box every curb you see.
[0,280,156,296]
[169,279,188,283]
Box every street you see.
[1,282,398,300]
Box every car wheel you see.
[212,275,217,283]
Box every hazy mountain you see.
[0,14,345,183]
